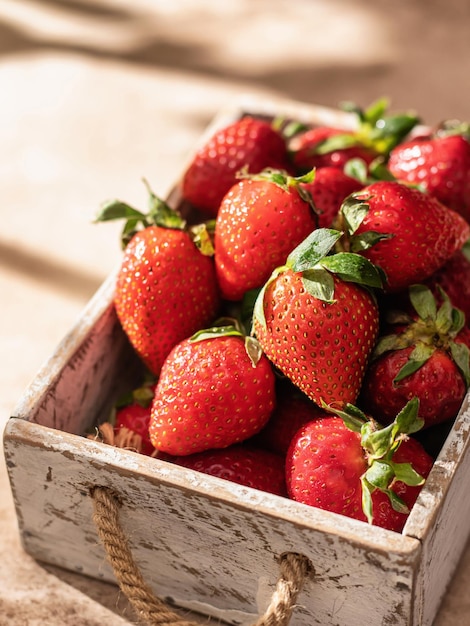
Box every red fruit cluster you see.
[95,99,470,533]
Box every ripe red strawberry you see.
[290,98,419,174]
[424,242,470,322]
[96,185,221,376]
[171,444,287,497]
[388,125,470,221]
[253,380,330,455]
[299,166,363,228]
[360,284,470,428]
[214,169,318,301]
[252,229,383,407]
[339,180,470,292]
[149,322,276,455]
[286,399,434,532]
[114,383,156,456]
[291,126,378,173]
[181,116,291,217]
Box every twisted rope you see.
[91,486,312,626]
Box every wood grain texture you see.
[5,419,423,626]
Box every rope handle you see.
[91,486,313,626]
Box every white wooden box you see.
[3,96,470,626]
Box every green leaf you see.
[360,475,375,524]
[343,158,369,184]
[409,284,437,321]
[392,397,424,435]
[450,341,470,387]
[279,119,308,138]
[361,397,424,459]
[368,157,397,182]
[435,292,455,335]
[372,333,413,359]
[253,282,269,332]
[190,324,244,343]
[361,421,395,460]
[95,200,147,223]
[320,401,367,432]
[252,267,286,332]
[143,178,186,230]
[240,287,262,335]
[450,306,466,337]
[369,113,420,153]
[389,461,425,487]
[320,252,384,289]
[462,239,470,263]
[364,460,395,491]
[286,228,343,272]
[386,490,410,515]
[393,347,432,384]
[245,336,264,367]
[362,97,389,125]
[340,194,371,235]
[349,230,394,253]
[302,268,335,302]
[189,223,215,256]
[312,133,360,155]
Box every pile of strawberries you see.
[95,99,470,533]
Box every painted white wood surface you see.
[5,418,424,626]
[4,96,470,626]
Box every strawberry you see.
[113,382,156,456]
[290,97,419,174]
[252,228,383,407]
[214,169,318,301]
[286,399,433,532]
[96,182,220,376]
[291,125,378,174]
[299,166,363,228]
[424,241,470,322]
[339,180,470,292]
[149,321,276,455]
[181,116,291,217]
[360,284,470,428]
[388,122,470,221]
[253,380,330,455]
[171,444,287,496]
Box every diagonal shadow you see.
[0,1,393,108]
[0,239,106,300]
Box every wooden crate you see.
[4,96,470,626]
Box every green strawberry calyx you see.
[95,179,215,255]
[373,284,470,387]
[337,192,395,255]
[323,397,426,524]
[190,317,264,367]
[309,97,420,158]
[435,119,470,141]
[253,227,384,331]
[95,178,186,247]
[342,97,420,155]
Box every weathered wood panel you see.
[4,418,422,626]
[404,396,470,625]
